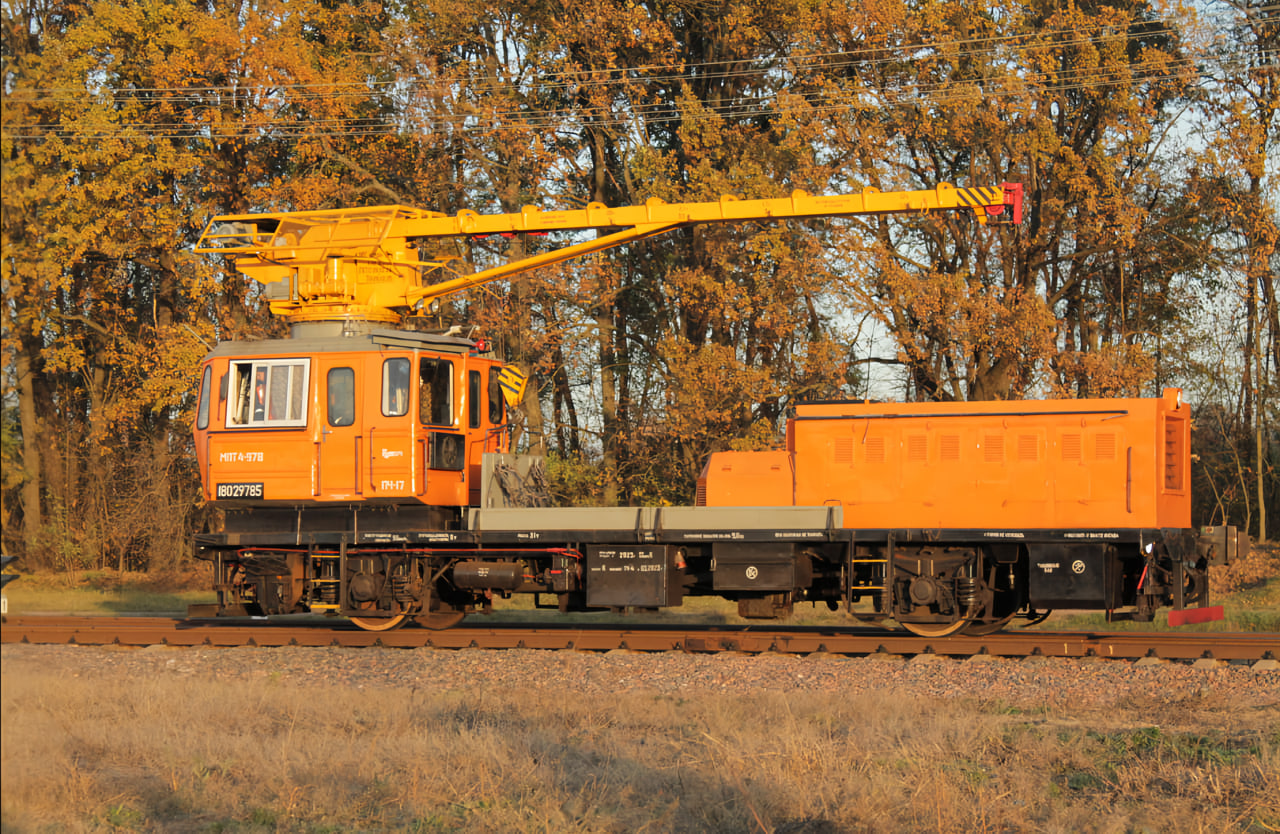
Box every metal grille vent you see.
[1062,433,1082,460]
[941,435,961,461]
[1164,420,1184,490]
[1095,433,1116,460]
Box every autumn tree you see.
[0,0,402,566]
[514,1,867,502]
[3,0,1269,565]
[3,0,221,566]
[1184,0,1278,541]
[789,0,1213,403]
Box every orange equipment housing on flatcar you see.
[193,329,510,511]
[699,389,1190,531]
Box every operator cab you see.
[193,326,516,511]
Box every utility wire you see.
[5,6,1271,103]
[1,51,1251,141]
[2,5,1271,141]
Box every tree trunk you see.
[514,275,546,457]
[597,300,620,506]
[499,233,545,456]
[586,122,623,504]
[15,330,43,555]
[1247,197,1270,542]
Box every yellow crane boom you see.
[195,183,1022,324]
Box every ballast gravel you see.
[3,643,1277,710]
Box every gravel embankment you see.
[4,643,1278,710]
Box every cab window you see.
[327,367,355,427]
[419,357,454,426]
[227,359,309,428]
[488,367,504,424]
[469,370,482,428]
[196,365,213,430]
[382,358,410,417]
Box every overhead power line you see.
[1,7,1269,142]
[5,6,1268,103]
[1,52,1250,142]
[2,19,1204,103]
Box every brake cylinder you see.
[452,561,524,590]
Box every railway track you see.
[3,615,1278,663]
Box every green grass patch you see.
[2,570,215,615]
[1090,726,1260,766]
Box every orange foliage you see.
[2,0,1260,542]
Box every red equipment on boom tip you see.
[985,182,1023,224]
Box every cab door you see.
[316,358,360,499]
[419,355,467,506]
[368,354,417,498]
[466,364,508,505]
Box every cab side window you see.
[469,370,482,429]
[327,367,355,427]
[227,359,309,428]
[419,358,454,426]
[382,358,410,417]
[488,367,504,424]
[196,366,213,429]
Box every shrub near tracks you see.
[2,643,1277,833]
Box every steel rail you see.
[3,615,1278,661]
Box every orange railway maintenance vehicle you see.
[189,182,1239,635]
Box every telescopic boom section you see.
[195,182,1023,324]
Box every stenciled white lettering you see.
[219,451,264,463]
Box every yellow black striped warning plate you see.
[498,365,528,406]
[956,186,1004,209]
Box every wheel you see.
[886,546,980,638]
[349,613,409,632]
[415,610,465,630]
[347,558,428,632]
[900,617,972,638]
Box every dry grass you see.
[1212,543,1280,598]
[3,657,1277,833]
